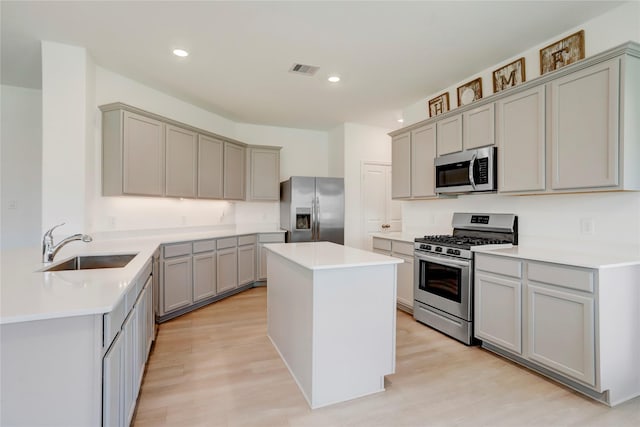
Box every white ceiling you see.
[1,1,625,131]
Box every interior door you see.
[363,163,402,249]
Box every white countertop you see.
[370,232,417,244]
[264,241,403,270]
[0,226,284,325]
[473,245,640,269]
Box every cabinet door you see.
[122,311,136,426]
[475,272,522,354]
[258,244,268,281]
[394,253,414,310]
[193,252,217,302]
[224,142,246,200]
[249,148,280,201]
[411,124,436,198]
[391,132,411,199]
[550,59,620,190]
[144,277,154,357]
[198,134,224,199]
[436,114,463,155]
[103,332,124,427]
[162,256,193,313]
[123,111,165,196]
[527,283,595,386]
[496,86,546,192]
[238,245,256,286]
[217,247,238,293]
[463,103,494,149]
[135,288,146,392]
[165,124,197,197]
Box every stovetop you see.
[415,235,512,249]
[413,213,518,259]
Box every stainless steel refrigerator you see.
[280,177,344,244]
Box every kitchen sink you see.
[41,254,137,272]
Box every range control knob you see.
[435,246,442,253]
[420,244,428,250]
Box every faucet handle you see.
[44,222,65,238]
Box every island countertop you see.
[264,241,403,270]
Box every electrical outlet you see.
[108,216,116,228]
[8,200,17,210]
[181,216,187,225]
[580,218,595,235]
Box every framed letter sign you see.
[493,58,526,93]
[540,30,585,75]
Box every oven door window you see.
[418,259,462,303]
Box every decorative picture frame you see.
[540,30,585,75]
[493,57,526,93]
[428,92,450,117]
[457,78,482,106]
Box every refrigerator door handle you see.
[311,197,316,241]
[315,196,320,241]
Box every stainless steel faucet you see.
[42,223,93,263]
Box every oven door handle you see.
[415,252,469,268]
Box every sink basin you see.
[42,254,137,272]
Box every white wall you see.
[235,122,328,180]
[403,192,640,254]
[0,85,42,249]
[342,122,392,249]
[402,1,640,125]
[327,125,345,178]
[399,1,640,255]
[41,41,89,237]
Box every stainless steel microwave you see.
[434,147,497,194]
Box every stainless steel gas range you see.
[414,213,518,345]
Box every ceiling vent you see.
[289,63,319,76]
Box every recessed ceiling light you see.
[397,118,404,123]
[328,75,341,83]
[172,48,189,57]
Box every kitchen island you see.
[265,241,402,409]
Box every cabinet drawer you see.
[259,233,285,243]
[103,297,126,348]
[476,254,522,278]
[528,262,594,293]
[238,234,257,246]
[163,243,192,258]
[193,239,216,253]
[391,241,414,257]
[372,238,392,251]
[217,237,238,250]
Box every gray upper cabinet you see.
[550,59,620,190]
[497,85,546,193]
[224,142,246,200]
[165,125,197,198]
[391,132,411,199]
[436,114,463,155]
[197,134,224,199]
[103,109,165,196]
[463,103,495,150]
[247,147,281,201]
[411,124,437,198]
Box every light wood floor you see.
[134,287,639,426]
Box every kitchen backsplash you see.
[402,191,640,255]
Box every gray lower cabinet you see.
[193,251,217,302]
[162,254,193,313]
[102,262,154,427]
[257,233,285,280]
[372,237,413,312]
[474,252,640,406]
[238,235,257,286]
[217,247,238,293]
